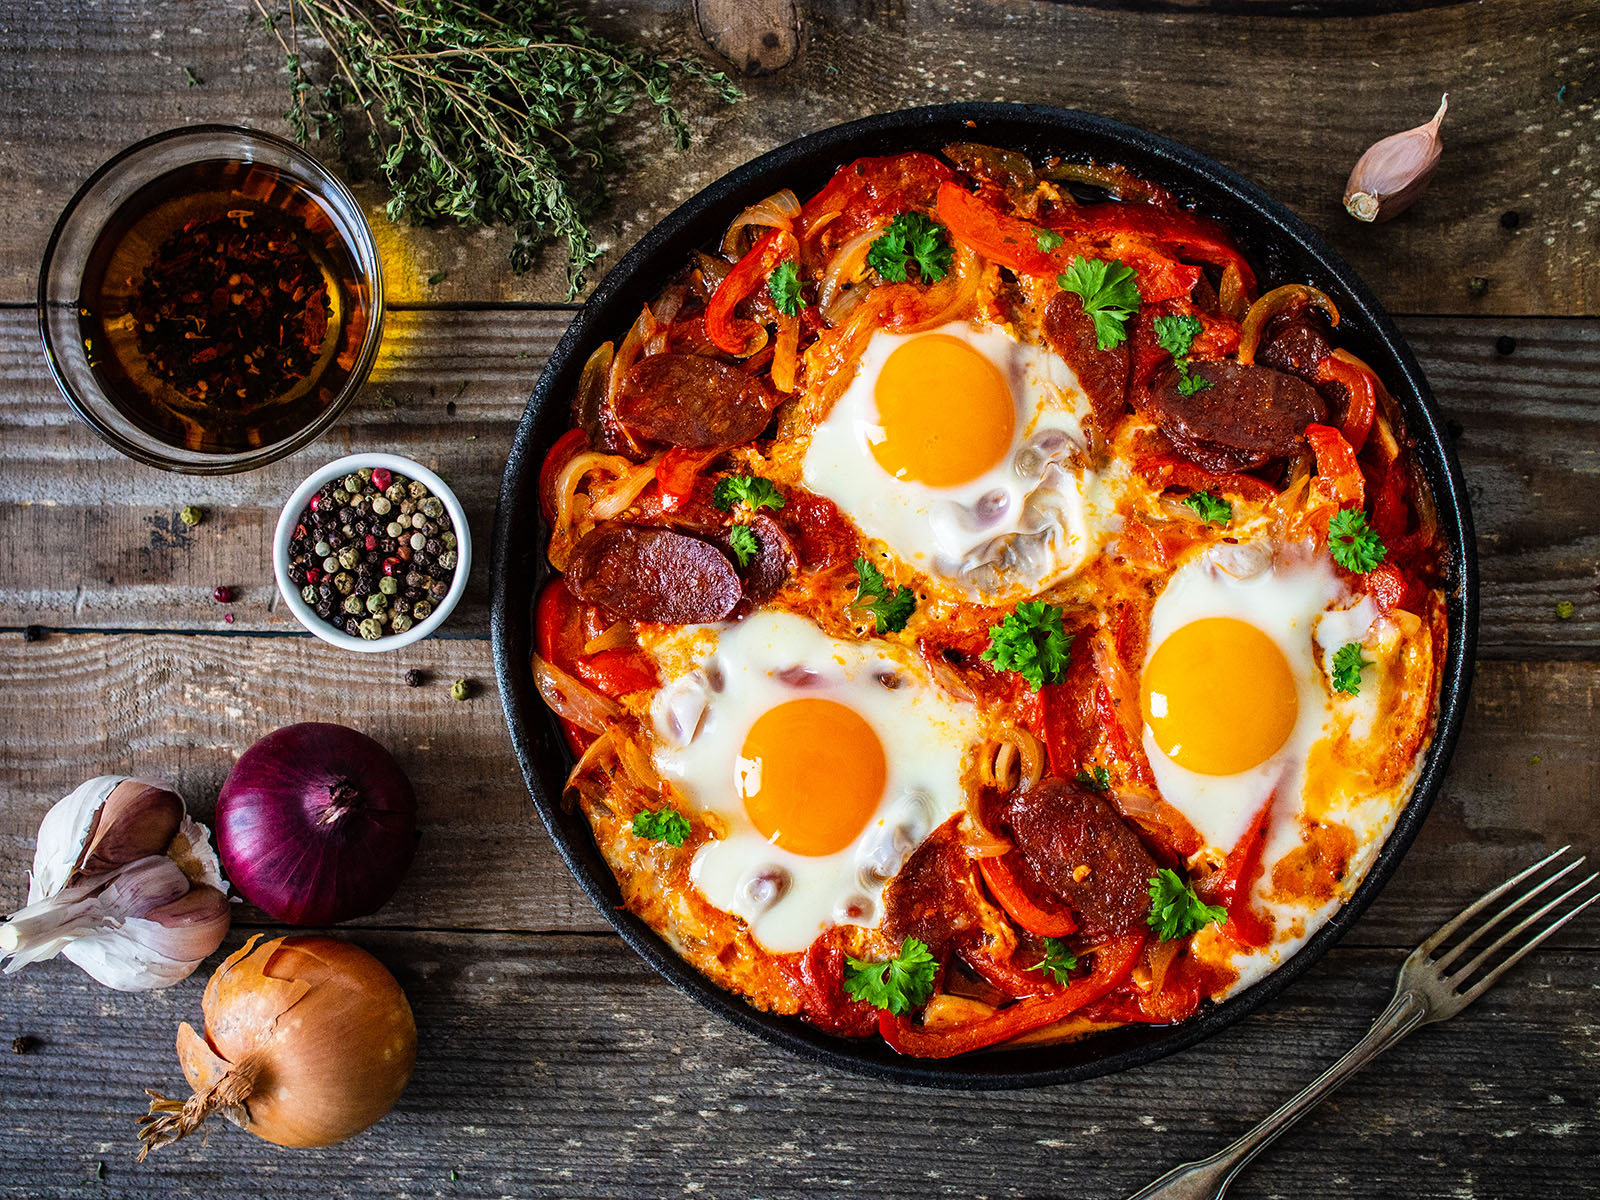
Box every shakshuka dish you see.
[532,144,1446,1058]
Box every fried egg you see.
[644,610,983,953]
[1139,541,1349,861]
[801,320,1110,601]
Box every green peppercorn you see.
[332,488,350,505]
[372,496,392,516]
[391,613,414,634]
[413,600,433,621]
[344,595,365,615]
[385,483,406,502]
[336,546,359,571]
[301,584,318,604]
[358,467,373,482]
[450,678,470,701]
[179,505,203,528]
[439,549,458,571]
[334,571,355,595]
[343,474,361,492]
[442,532,458,550]
[421,497,444,518]
[366,593,388,615]
[359,618,384,640]
[379,576,399,596]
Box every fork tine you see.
[1418,845,1573,957]
[1454,875,1600,1005]
[1432,855,1585,971]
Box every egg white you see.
[645,610,984,953]
[801,319,1112,602]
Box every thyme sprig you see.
[257,0,742,296]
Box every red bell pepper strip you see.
[704,228,787,355]
[1315,350,1379,454]
[1363,563,1410,613]
[535,578,658,700]
[1134,452,1278,502]
[1210,796,1273,950]
[653,447,717,514]
[1045,202,1257,295]
[978,855,1078,937]
[539,428,589,523]
[879,932,1145,1057]
[1303,424,1365,509]
[798,152,954,240]
[1368,458,1410,543]
[934,182,1065,275]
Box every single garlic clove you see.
[1344,93,1448,223]
[75,780,185,881]
[121,884,231,964]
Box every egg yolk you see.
[737,698,887,857]
[1141,617,1299,776]
[870,334,1016,487]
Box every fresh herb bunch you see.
[257,0,742,296]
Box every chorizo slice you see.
[1259,317,1334,381]
[999,780,1157,939]
[563,524,741,624]
[613,354,775,450]
[1144,360,1328,472]
[730,514,796,605]
[1043,290,1129,429]
[883,818,998,959]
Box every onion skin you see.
[216,724,418,926]
[139,935,416,1156]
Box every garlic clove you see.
[75,781,185,881]
[121,884,231,964]
[1344,94,1448,223]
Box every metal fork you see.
[1127,846,1599,1200]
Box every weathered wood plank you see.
[0,633,1594,949]
[2,310,1595,656]
[0,931,1595,1199]
[0,0,1594,313]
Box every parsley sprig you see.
[1328,508,1388,573]
[848,557,917,634]
[868,212,954,284]
[1035,227,1065,252]
[844,937,937,1015]
[1027,938,1080,985]
[983,601,1073,691]
[726,524,758,567]
[712,474,785,513]
[1331,641,1373,695]
[1182,490,1233,526]
[1153,312,1213,396]
[768,259,804,316]
[1058,256,1141,350]
[632,808,691,848]
[1076,764,1111,792]
[1147,868,1227,941]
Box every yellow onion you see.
[138,935,416,1158]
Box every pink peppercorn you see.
[223,613,235,624]
[371,467,393,492]
[305,567,324,585]
[213,585,234,604]
[365,534,378,551]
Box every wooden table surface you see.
[1,2,1596,1197]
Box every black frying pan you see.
[490,103,1478,1088]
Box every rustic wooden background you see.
[1,1,1596,1197]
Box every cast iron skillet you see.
[490,103,1478,1088]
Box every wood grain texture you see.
[0,0,1595,313]
[0,932,1595,1199]
[3,310,1596,655]
[0,633,1593,949]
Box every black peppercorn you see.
[344,616,362,636]
[405,668,426,687]
[1495,335,1517,356]
[315,599,334,619]
[1500,210,1520,230]
[22,625,44,643]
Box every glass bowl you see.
[38,125,384,474]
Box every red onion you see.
[215,724,418,925]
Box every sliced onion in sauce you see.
[533,654,621,735]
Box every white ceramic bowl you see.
[274,452,471,652]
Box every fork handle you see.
[1126,989,1430,1200]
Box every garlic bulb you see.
[0,777,230,991]
[1344,94,1448,223]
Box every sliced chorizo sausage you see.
[731,514,795,605]
[1043,290,1129,429]
[883,818,995,958]
[563,524,741,624]
[613,354,775,450]
[1259,317,1334,381]
[1144,360,1328,472]
[998,780,1156,939]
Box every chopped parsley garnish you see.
[1057,256,1140,351]
[1076,764,1111,792]
[768,259,804,316]
[726,524,758,567]
[1331,641,1373,696]
[1147,868,1227,941]
[982,601,1073,691]
[1182,490,1233,526]
[848,557,917,634]
[844,936,937,1015]
[711,474,785,513]
[867,212,954,284]
[1035,227,1065,252]
[1154,312,1213,396]
[1328,508,1388,573]
[631,808,691,848]
[1027,938,1080,985]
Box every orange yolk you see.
[870,334,1016,487]
[737,698,887,857]
[1141,617,1299,776]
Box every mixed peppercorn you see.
[286,466,458,641]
